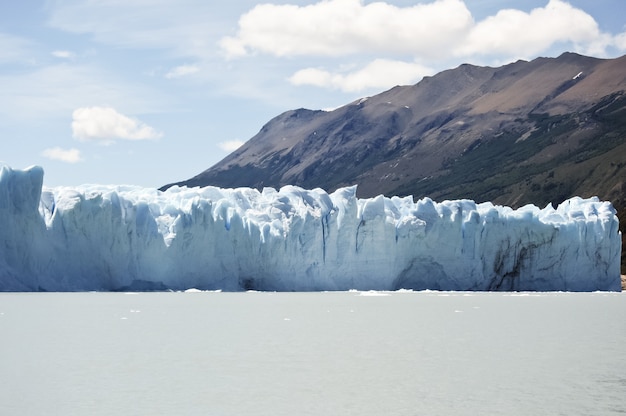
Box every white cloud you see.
[165,64,200,79]
[221,0,625,62]
[41,147,83,163]
[455,0,610,58]
[220,0,472,58]
[41,0,626,101]
[218,140,244,152]
[72,106,162,143]
[51,50,75,59]
[289,59,435,92]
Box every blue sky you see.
[1,0,625,187]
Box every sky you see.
[1,0,625,188]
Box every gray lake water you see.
[1,291,625,415]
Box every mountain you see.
[163,52,626,208]
[162,52,626,274]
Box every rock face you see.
[162,53,626,210]
[1,166,621,292]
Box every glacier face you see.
[0,165,621,291]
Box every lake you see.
[1,291,625,415]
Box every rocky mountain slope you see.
[164,52,626,206]
[163,52,626,268]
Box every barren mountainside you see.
[163,52,626,213]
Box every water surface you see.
[1,291,624,415]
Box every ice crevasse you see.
[0,165,621,291]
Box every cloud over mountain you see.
[220,0,473,58]
[220,0,626,92]
[289,59,435,92]
[222,0,622,60]
[457,0,609,57]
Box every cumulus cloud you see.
[220,0,472,58]
[42,0,626,99]
[165,64,200,79]
[72,106,162,143]
[221,0,624,61]
[44,0,626,67]
[41,147,82,163]
[218,140,244,152]
[289,59,435,92]
[455,0,609,58]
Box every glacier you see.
[0,165,621,292]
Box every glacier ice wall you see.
[0,165,621,291]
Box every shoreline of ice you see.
[0,165,621,292]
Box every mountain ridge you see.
[162,52,626,211]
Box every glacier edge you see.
[0,165,621,292]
